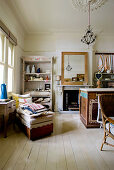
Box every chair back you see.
[99,94,114,117]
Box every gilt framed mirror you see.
[61,52,88,85]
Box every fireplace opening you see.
[63,90,79,111]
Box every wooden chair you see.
[99,94,114,151]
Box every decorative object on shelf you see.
[98,55,104,72]
[26,65,30,73]
[42,98,50,103]
[0,83,8,99]
[95,72,102,80]
[46,76,49,81]
[72,77,77,82]
[72,0,107,12]
[77,74,85,81]
[95,72,102,88]
[56,75,61,85]
[37,68,40,73]
[35,98,43,103]
[45,84,50,90]
[81,1,96,46]
[107,69,111,74]
[31,65,35,73]
[66,55,72,71]
[56,75,61,81]
[96,53,114,73]
[30,77,34,81]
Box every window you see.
[8,42,14,66]
[0,33,15,93]
[0,34,5,87]
[8,42,14,92]
[8,68,13,92]
[0,65,4,85]
[0,35,4,62]
[0,21,17,94]
[0,36,2,62]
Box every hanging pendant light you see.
[81,1,96,46]
[66,56,72,71]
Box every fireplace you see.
[63,90,79,111]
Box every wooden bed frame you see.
[16,116,53,140]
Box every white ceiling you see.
[6,0,114,35]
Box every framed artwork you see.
[77,74,85,81]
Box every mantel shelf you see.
[25,80,51,82]
[25,73,51,75]
[100,73,114,75]
[57,85,92,87]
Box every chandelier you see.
[81,1,96,46]
[72,0,107,12]
[72,0,107,46]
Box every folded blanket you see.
[20,103,45,111]
[23,106,37,114]
[17,107,48,117]
[22,109,33,115]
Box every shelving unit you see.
[94,73,114,87]
[22,56,53,110]
[26,80,51,82]
[25,73,50,75]
[94,52,114,87]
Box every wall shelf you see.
[25,80,51,82]
[22,56,53,110]
[25,73,50,75]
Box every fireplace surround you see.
[63,90,79,111]
[57,85,91,113]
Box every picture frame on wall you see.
[77,74,85,81]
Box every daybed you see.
[12,93,54,140]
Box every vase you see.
[0,84,7,99]
[31,65,35,73]
[26,65,30,73]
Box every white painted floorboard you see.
[0,113,114,170]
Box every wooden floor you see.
[0,113,114,170]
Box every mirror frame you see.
[61,52,88,85]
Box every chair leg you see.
[101,142,104,151]
[101,131,106,151]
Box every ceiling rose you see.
[72,0,107,11]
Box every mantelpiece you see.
[57,85,92,113]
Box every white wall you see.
[24,32,94,110]
[0,0,25,93]
[24,32,114,111]
[24,32,94,81]
[0,0,114,110]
